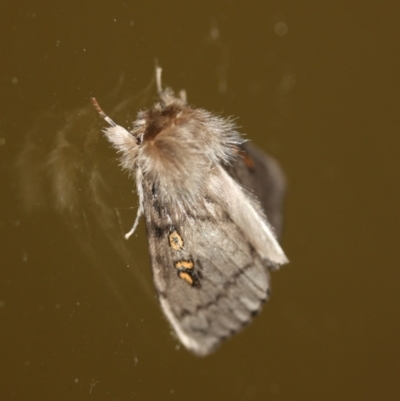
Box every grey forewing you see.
[141,174,270,356]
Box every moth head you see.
[133,103,182,142]
[133,100,244,203]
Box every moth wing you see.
[227,142,286,237]
[141,173,271,356]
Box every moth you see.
[92,67,289,356]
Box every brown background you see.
[1,1,399,400]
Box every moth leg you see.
[155,66,163,97]
[178,89,187,104]
[125,167,145,240]
[124,205,143,240]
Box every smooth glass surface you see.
[1,1,399,400]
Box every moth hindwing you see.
[92,67,288,356]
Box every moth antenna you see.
[155,66,163,96]
[179,89,187,104]
[91,97,117,127]
[155,66,187,105]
